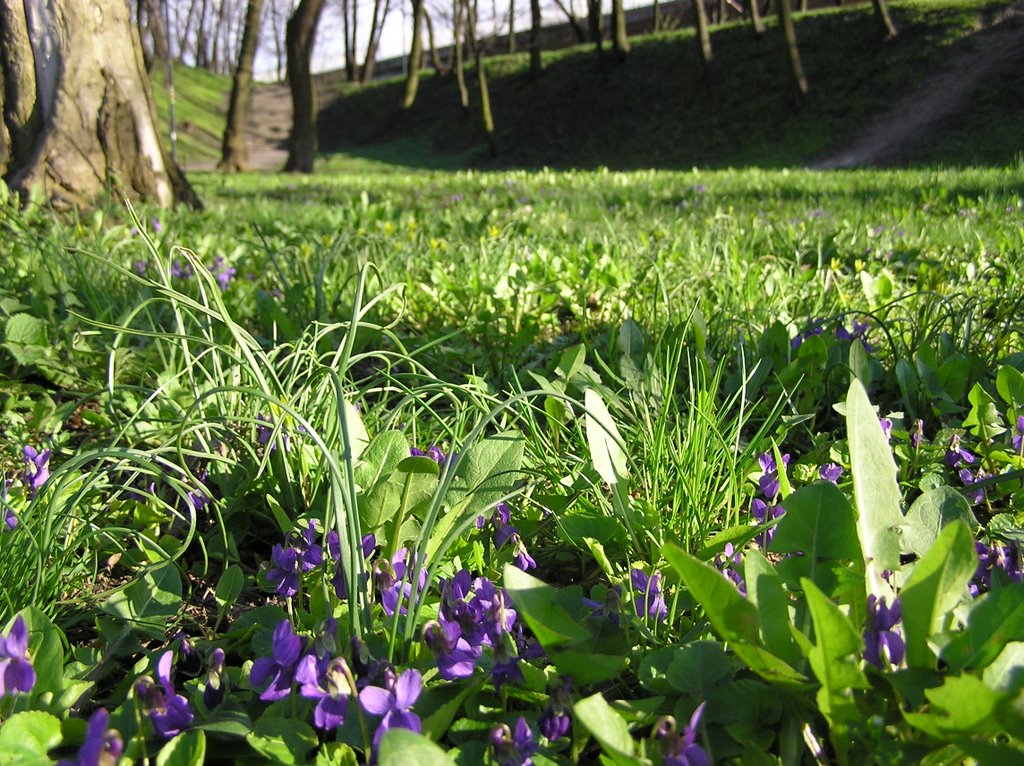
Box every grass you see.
[150,64,231,167]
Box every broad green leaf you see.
[4,313,46,346]
[696,524,758,561]
[353,430,409,491]
[983,641,1024,693]
[379,729,455,766]
[900,520,976,667]
[801,578,870,745]
[503,565,590,648]
[215,564,245,607]
[730,643,810,688]
[557,343,587,382]
[996,365,1024,408]
[315,743,359,766]
[421,681,482,742]
[903,673,1007,738]
[360,457,438,530]
[848,339,871,388]
[963,382,1006,440]
[102,563,182,639]
[942,583,1024,672]
[16,607,65,700]
[448,431,525,517]
[666,641,731,697]
[339,397,369,462]
[769,481,861,562]
[745,550,801,665]
[246,717,318,765]
[845,378,904,590]
[157,731,207,766]
[663,542,759,644]
[584,388,628,485]
[900,487,978,557]
[550,650,629,686]
[0,710,61,766]
[194,703,253,737]
[573,693,636,762]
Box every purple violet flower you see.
[911,419,924,450]
[359,668,423,750]
[879,418,893,441]
[836,319,872,350]
[296,655,353,730]
[22,446,50,497]
[135,651,193,738]
[57,708,123,766]
[424,619,481,680]
[819,463,843,483]
[631,568,668,622]
[250,620,306,701]
[971,540,1023,596]
[538,677,573,742]
[267,521,324,598]
[946,434,974,468]
[863,594,904,669]
[491,716,538,766]
[714,543,746,595]
[1014,415,1024,453]
[203,648,226,710]
[376,548,428,617]
[3,508,17,531]
[0,615,35,697]
[327,530,376,600]
[757,452,789,501]
[657,703,711,766]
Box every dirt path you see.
[813,3,1024,169]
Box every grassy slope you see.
[160,0,1023,171]
[150,65,231,167]
[318,0,1023,169]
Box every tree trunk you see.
[361,0,390,82]
[342,0,355,80]
[588,0,603,58]
[529,0,542,79]
[453,0,470,113]
[776,0,808,98]
[402,0,425,109]
[284,0,326,172]
[424,8,446,74]
[147,0,171,63]
[508,0,515,53]
[196,0,212,69]
[652,0,660,32]
[611,0,629,60]
[552,0,586,42]
[219,0,263,171]
[871,0,898,39]
[693,0,713,70]
[748,0,765,36]
[0,0,197,208]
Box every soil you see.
[225,4,1024,172]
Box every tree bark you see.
[693,0,713,70]
[552,0,586,42]
[402,0,426,109]
[611,0,629,60]
[361,0,390,82]
[0,0,197,208]
[284,0,326,172]
[453,0,470,113]
[508,0,515,53]
[587,0,603,58]
[219,0,263,171]
[776,0,808,98]
[748,0,765,36]
[871,0,898,39]
[529,0,541,79]
[424,8,447,74]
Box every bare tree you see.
[776,0,808,97]
[284,0,326,172]
[453,0,470,112]
[611,0,629,60]
[529,0,541,79]
[219,0,263,171]
[1,0,197,208]
[693,0,713,69]
[587,0,603,59]
[551,0,586,43]
[402,0,427,108]
[747,0,765,36]
[424,7,448,74]
[871,0,897,39]
[360,0,392,82]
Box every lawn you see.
[0,162,1023,763]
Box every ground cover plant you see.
[0,163,1023,764]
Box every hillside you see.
[159,0,1024,171]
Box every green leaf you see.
[353,430,410,491]
[768,481,861,561]
[102,563,182,639]
[848,339,871,388]
[340,397,369,462]
[503,565,590,648]
[16,607,65,701]
[900,520,976,667]
[730,643,810,688]
[665,640,731,697]
[4,313,46,345]
[379,729,455,766]
[0,710,61,766]
[963,382,1006,440]
[900,487,978,557]
[744,550,801,665]
[448,431,525,518]
[942,583,1024,672]
[801,578,870,745]
[996,365,1024,408]
[246,717,318,765]
[551,650,629,686]
[903,673,1008,738]
[157,731,207,766]
[315,743,359,766]
[845,378,904,587]
[663,542,759,644]
[215,564,245,607]
[983,641,1024,693]
[585,388,628,485]
[573,692,637,762]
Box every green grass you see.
[150,64,231,167]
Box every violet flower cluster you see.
[135,651,194,738]
[57,708,123,766]
[266,520,324,598]
[491,717,539,766]
[374,547,428,617]
[478,502,537,571]
[22,446,50,498]
[970,540,1023,597]
[946,435,987,506]
[714,543,746,596]
[632,567,669,622]
[656,703,711,766]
